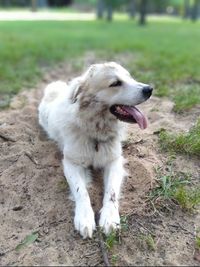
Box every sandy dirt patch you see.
[0,61,200,266]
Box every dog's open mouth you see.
[110,105,147,129]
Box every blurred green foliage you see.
[0,19,199,112]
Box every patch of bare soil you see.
[0,59,200,266]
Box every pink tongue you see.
[122,106,148,129]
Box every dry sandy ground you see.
[0,59,200,266]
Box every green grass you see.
[195,227,200,250]
[105,230,118,250]
[174,186,200,211]
[159,119,200,157]
[111,254,118,265]
[196,236,200,249]
[0,19,200,111]
[138,234,156,251]
[173,84,200,113]
[149,170,190,201]
[15,232,39,251]
[104,215,128,250]
[149,162,200,212]
[56,179,68,193]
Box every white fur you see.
[38,62,150,238]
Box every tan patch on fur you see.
[96,105,108,118]
[95,122,100,131]
[79,94,96,109]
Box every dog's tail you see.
[43,81,67,103]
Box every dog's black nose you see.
[142,85,153,98]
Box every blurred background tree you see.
[31,0,37,11]
[183,0,190,18]
[48,0,73,6]
[2,0,11,6]
[1,0,200,23]
[191,0,200,21]
[129,0,136,19]
[96,0,129,21]
[139,0,147,25]
[97,0,104,19]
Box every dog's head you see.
[72,62,153,129]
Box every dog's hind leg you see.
[99,156,125,234]
[62,157,96,239]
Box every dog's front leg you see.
[63,158,96,238]
[99,156,125,234]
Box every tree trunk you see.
[183,0,190,19]
[5,0,11,6]
[38,0,48,7]
[106,3,113,21]
[139,0,148,25]
[129,0,135,19]
[31,0,37,12]
[97,0,105,19]
[191,0,200,21]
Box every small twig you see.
[133,138,144,144]
[95,213,110,267]
[97,228,110,267]
[0,132,16,142]
[24,151,38,165]
[145,158,157,163]
[147,200,164,218]
[84,250,99,258]
[135,219,154,236]
[49,217,68,226]
[170,222,194,237]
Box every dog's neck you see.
[76,98,123,142]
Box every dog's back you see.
[42,81,67,103]
[38,81,67,133]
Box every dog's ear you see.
[83,64,97,79]
[71,85,83,104]
[69,76,85,104]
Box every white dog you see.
[38,62,153,239]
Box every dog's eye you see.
[109,80,122,87]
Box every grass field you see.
[0,19,200,111]
[159,118,200,156]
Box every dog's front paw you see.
[74,204,96,239]
[99,204,120,235]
